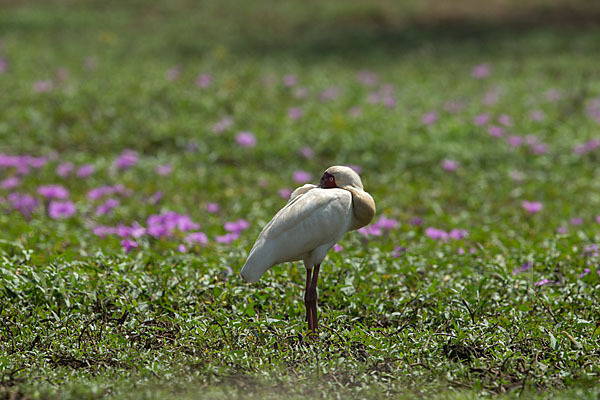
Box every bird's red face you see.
[319,172,337,188]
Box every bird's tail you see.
[240,241,273,283]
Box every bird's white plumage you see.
[240,187,353,283]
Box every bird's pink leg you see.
[309,264,320,333]
[304,268,314,332]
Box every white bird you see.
[240,166,376,333]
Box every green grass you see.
[1,1,600,398]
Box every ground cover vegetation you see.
[1,0,600,398]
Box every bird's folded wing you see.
[263,188,348,239]
[287,184,317,203]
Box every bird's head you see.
[318,166,364,190]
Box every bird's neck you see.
[345,187,376,231]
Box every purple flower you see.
[283,74,297,87]
[300,146,314,159]
[393,246,407,257]
[215,232,240,244]
[530,143,548,155]
[374,216,399,230]
[482,90,499,106]
[319,87,340,101]
[236,131,256,148]
[166,66,181,81]
[48,200,76,219]
[293,170,311,184]
[149,191,163,205]
[120,238,138,253]
[421,112,438,126]
[224,219,250,233]
[556,226,568,234]
[570,217,583,226]
[177,244,187,253]
[0,176,20,190]
[534,278,555,287]
[507,135,523,147]
[530,110,546,121]
[93,225,117,238]
[448,229,468,240]
[583,244,598,257]
[512,261,532,275]
[87,184,130,200]
[114,150,138,170]
[347,165,363,174]
[473,113,490,126]
[441,159,459,172]
[579,268,591,278]
[38,185,69,200]
[487,125,504,137]
[278,188,292,199]
[471,63,491,79]
[195,73,212,88]
[156,164,172,175]
[146,211,200,238]
[8,193,38,217]
[356,70,379,86]
[34,80,53,92]
[288,107,303,120]
[425,227,448,241]
[333,243,344,252]
[596,215,600,224]
[498,114,512,126]
[573,139,599,155]
[213,116,233,134]
[186,232,208,246]
[358,225,383,237]
[206,203,220,213]
[56,162,74,177]
[545,89,561,102]
[522,201,543,214]
[410,217,423,226]
[95,198,119,215]
[76,164,95,178]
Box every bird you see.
[240,165,376,334]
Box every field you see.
[1,1,600,398]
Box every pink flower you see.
[77,164,95,178]
[300,146,314,159]
[421,112,438,125]
[195,73,212,88]
[0,176,20,190]
[319,87,340,101]
[8,193,38,217]
[38,185,69,199]
[425,227,448,241]
[56,162,74,177]
[570,217,583,226]
[512,261,532,275]
[93,225,117,238]
[530,143,548,155]
[346,165,363,174]
[236,132,256,148]
[120,239,138,253]
[498,114,512,126]
[482,90,499,106]
[333,243,344,252]
[215,232,240,244]
[186,232,208,246]
[522,201,543,214]
[373,216,399,230]
[288,107,303,120]
[34,80,53,92]
[114,150,138,170]
[177,244,187,253]
[48,200,75,219]
[596,215,600,224]
[356,70,379,86]
[449,229,468,240]
[278,188,292,199]
[473,113,490,126]
[166,66,181,81]
[358,225,383,237]
[293,170,311,184]
[156,164,172,175]
[471,63,491,79]
[534,278,555,287]
[213,116,234,134]
[393,246,407,257]
[556,226,568,234]
[487,125,504,137]
[441,159,459,171]
[530,110,546,121]
[507,135,523,147]
[95,198,119,215]
[579,269,591,278]
[206,203,220,213]
[224,219,250,233]
[545,89,561,102]
[283,75,297,87]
